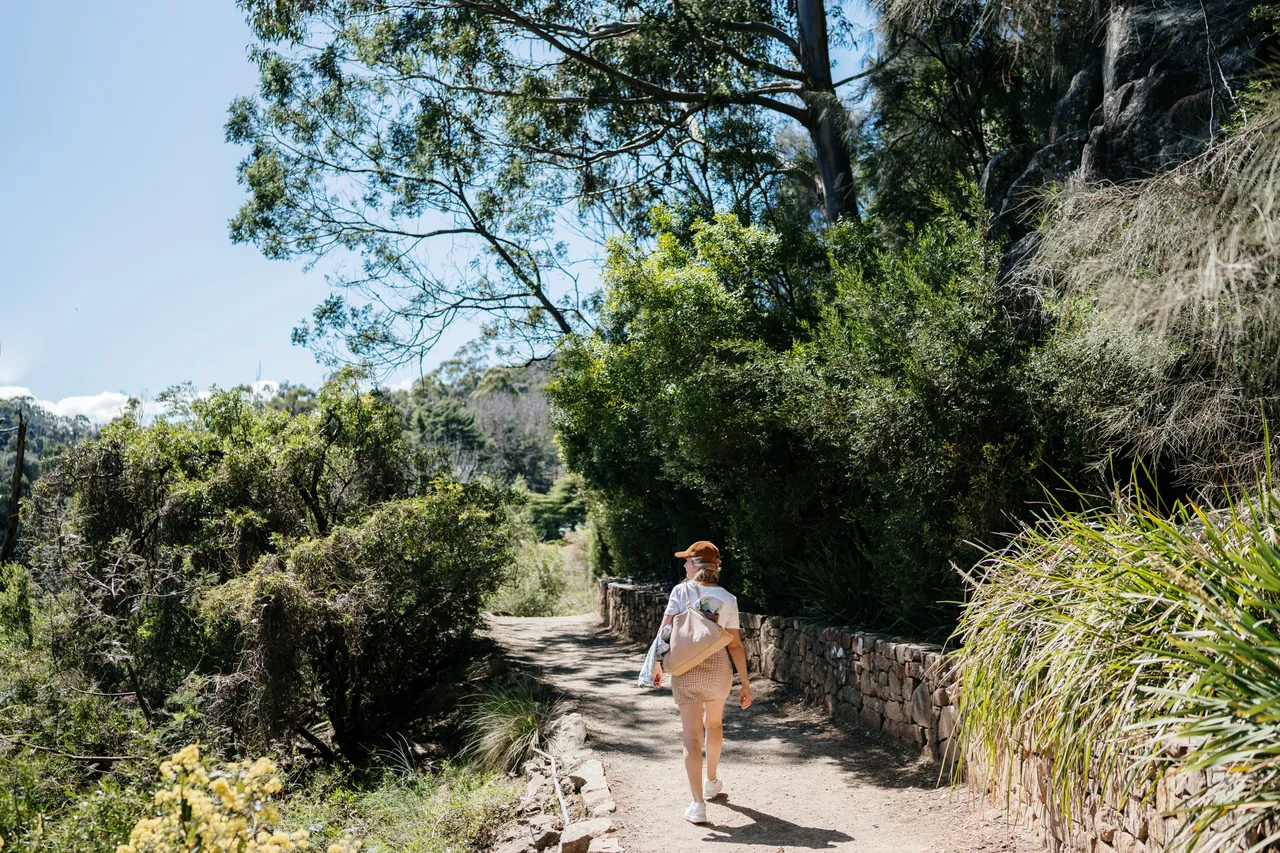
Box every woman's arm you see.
[651,613,676,688]
[726,629,752,709]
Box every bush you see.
[281,764,516,853]
[527,473,587,540]
[955,478,1280,852]
[204,480,521,760]
[551,200,1088,631]
[113,744,359,853]
[487,542,568,618]
[461,672,567,771]
[24,368,524,761]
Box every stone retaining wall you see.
[598,580,956,760]
[597,578,1204,853]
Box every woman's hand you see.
[652,666,663,688]
[739,682,752,709]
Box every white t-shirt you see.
[663,581,741,630]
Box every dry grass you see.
[1025,97,1280,486]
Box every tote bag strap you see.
[684,579,699,612]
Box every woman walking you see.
[650,541,752,825]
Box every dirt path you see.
[488,614,1034,853]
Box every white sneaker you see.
[703,777,724,799]
[683,801,708,824]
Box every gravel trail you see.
[487,614,1033,853]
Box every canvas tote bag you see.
[663,581,732,676]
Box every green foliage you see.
[461,672,567,772]
[1025,98,1280,492]
[228,0,863,366]
[399,356,563,492]
[24,368,523,761]
[527,473,587,540]
[0,562,34,646]
[551,201,1088,630]
[282,764,516,853]
[955,475,1280,852]
[0,593,158,852]
[209,483,520,759]
[0,399,95,557]
[487,542,569,618]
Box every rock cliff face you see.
[983,0,1264,248]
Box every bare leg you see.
[703,700,726,785]
[677,702,706,802]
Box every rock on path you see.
[487,614,1034,853]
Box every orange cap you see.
[675,540,721,565]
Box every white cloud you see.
[0,386,138,425]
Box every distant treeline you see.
[0,354,580,558]
[0,400,96,553]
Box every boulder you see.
[587,838,623,853]
[523,773,549,803]
[558,818,614,853]
[939,704,959,741]
[567,759,606,793]
[527,814,561,850]
[583,786,617,817]
[988,0,1260,260]
[494,841,534,853]
[548,714,588,756]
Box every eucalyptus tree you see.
[227,0,865,365]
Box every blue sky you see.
[0,1,874,423]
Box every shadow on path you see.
[701,800,854,848]
[487,614,1030,853]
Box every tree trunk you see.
[1,410,27,564]
[795,0,859,223]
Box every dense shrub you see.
[281,764,516,853]
[23,369,523,760]
[206,482,519,759]
[486,542,568,618]
[526,472,586,540]
[551,202,1091,631]
[461,671,566,771]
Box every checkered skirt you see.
[670,647,733,705]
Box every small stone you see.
[587,838,623,853]
[493,840,533,853]
[583,786,616,816]
[559,818,614,853]
[524,773,549,802]
[911,682,932,727]
[939,705,959,740]
[548,714,588,756]
[528,815,561,850]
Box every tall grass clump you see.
[461,672,566,772]
[955,473,1280,851]
[1028,94,1280,489]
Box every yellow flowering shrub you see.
[116,745,360,853]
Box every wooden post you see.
[1,409,27,564]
